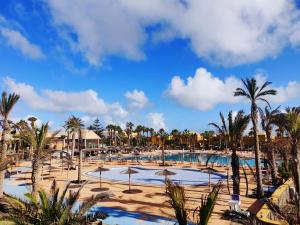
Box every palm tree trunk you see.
[267,132,277,186]
[31,157,42,197]
[231,148,240,195]
[77,130,82,183]
[162,141,165,166]
[71,132,75,159]
[291,139,300,223]
[251,107,264,198]
[0,119,9,197]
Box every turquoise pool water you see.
[125,153,257,167]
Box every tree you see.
[135,125,144,146]
[19,122,58,197]
[202,131,214,149]
[64,116,84,159]
[277,107,300,223]
[1,180,111,225]
[209,110,249,195]
[234,78,277,198]
[158,128,167,165]
[88,118,104,138]
[259,106,280,185]
[0,91,20,198]
[209,112,228,149]
[125,122,134,146]
[166,179,187,225]
[106,124,114,146]
[171,129,181,147]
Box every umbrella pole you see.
[209,168,211,191]
[129,173,131,192]
[165,175,167,193]
[100,170,102,189]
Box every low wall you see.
[256,178,294,225]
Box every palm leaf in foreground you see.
[0,180,112,225]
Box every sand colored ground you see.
[9,150,257,225]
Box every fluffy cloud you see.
[0,28,44,59]
[147,112,166,130]
[166,67,300,111]
[125,89,149,109]
[4,77,128,119]
[45,0,300,66]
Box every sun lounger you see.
[228,194,241,212]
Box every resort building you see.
[49,129,101,150]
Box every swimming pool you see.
[87,166,226,186]
[124,153,258,167]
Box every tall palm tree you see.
[171,129,181,147]
[158,128,167,165]
[126,122,134,146]
[259,106,280,185]
[19,122,59,197]
[210,110,249,195]
[135,125,144,146]
[106,124,114,146]
[182,129,191,148]
[65,116,84,159]
[1,180,111,225]
[277,107,300,222]
[234,78,277,198]
[0,91,20,198]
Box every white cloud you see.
[3,77,128,119]
[166,67,300,111]
[147,112,166,130]
[0,28,44,59]
[45,0,300,66]
[125,89,149,109]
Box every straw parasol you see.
[155,169,176,188]
[95,166,110,190]
[120,167,139,192]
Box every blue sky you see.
[0,0,300,132]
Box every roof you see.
[71,129,101,140]
[48,129,101,140]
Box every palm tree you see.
[171,129,181,147]
[106,124,114,146]
[1,180,111,225]
[19,122,59,197]
[234,78,277,198]
[165,179,187,225]
[64,116,84,183]
[0,91,20,198]
[135,125,144,146]
[126,122,134,146]
[259,106,280,185]
[158,128,167,165]
[182,129,191,148]
[209,112,228,149]
[209,110,249,195]
[65,116,84,159]
[277,107,300,222]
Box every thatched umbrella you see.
[155,169,176,192]
[120,167,139,192]
[95,166,110,189]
